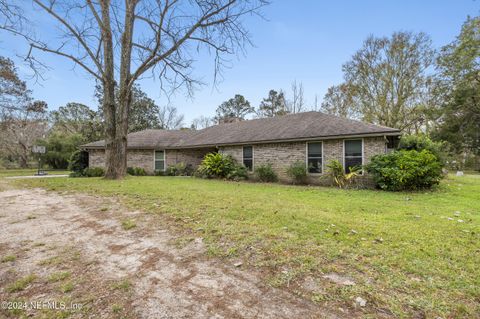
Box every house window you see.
[243,146,253,171]
[307,142,322,174]
[154,150,165,171]
[344,139,363,173]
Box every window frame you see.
[242,145,254,171]
[343,139,364,174]
[153,149,166,172]
[306,141,323,174]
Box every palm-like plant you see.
[326,160,361,188]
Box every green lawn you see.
[8,174,480,318]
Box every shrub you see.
[83,167,105,177]
[226,163,249,181]
[286,161,307,184]
[68,150,89,177]
[166,162,194,176]
[196,153,235,179]
[325,159,361,188]
[398,135,444,162]
[366,149,443,191]
[127,167,146,176]
[255,163,277,182]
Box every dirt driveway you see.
[0,188,339,318]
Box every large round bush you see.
[366,149,443,191]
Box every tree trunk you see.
[114,0,137,178]
[18,143,28,168]
[18,154,28,168]
[100,0,122,179]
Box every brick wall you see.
[220,143,306,181]
[88,149,105,168]
[88,147,216,174]
[219,136,387,185]
[88,149,154,173]
[127,150,156,173]
[165,148,216,169]
[88,136,387,182]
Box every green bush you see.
[398,135,444,162]
[127,167,146,176]
[83,167,105,177]
[166,162,194,176]
[325,159,361,188]
[196,153,235,179]
[255,163,277,182]
[226,163,249,181]
[286,161,307,184]
[68,150,89,176]
[366,150,443,191]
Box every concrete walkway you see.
[5,174,69,179]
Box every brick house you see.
[83,112,401,183]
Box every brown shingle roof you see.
[83,112,400,149]
[82,129,194,149]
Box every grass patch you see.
[121,219,136,230]
[11,174,480,317]
[7,274,36,292]
[60,281,74,293]
[1,255,16,262]
[111,304,122,313]
[38,256,63,266]
[111,279,131,291]
[48,271,71,283]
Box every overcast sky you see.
[1,0,478,124]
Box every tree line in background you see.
[0,60,189,168]
[321,17,479,168]
[0,14,478,171]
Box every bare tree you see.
[0,0,267,178]
[0,56,48,167]
[191,115,214,130]
[158,105,185,130]
[0,101,48,168]
[288,80,305,113]
[312,94,319,111]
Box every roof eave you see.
[83,131,401,150]
[170,131,402,149]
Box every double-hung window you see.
[243,146,253,171]
[154,150,165,171]
[307,142,322,173]
[344,140,363,173]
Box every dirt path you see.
[0,188,339,318]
